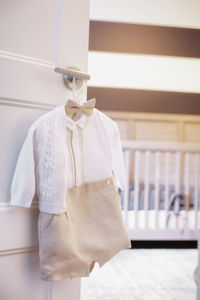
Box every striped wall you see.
[88,0,200,114]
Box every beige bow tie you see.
[65,98,96,121]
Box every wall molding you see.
[0,49,54,69]
[0,245,38,257]
[0,96,55,110]
[0,201,38,211]
[0,202,15,211]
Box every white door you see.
[0,1,90,299]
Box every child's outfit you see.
[10,97,132,281]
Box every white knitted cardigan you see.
[10,105,126,214]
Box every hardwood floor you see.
[81,249,197,300]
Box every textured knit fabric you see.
[38,176,131,281]
[10,100,126,214]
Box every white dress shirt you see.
[10,101,126,214]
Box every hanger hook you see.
[63,66,84,91]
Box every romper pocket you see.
[65,211,70,222]
[39,212,56,236]
[38,211,70,240]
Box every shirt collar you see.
[58,103,90,130]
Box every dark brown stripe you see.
[89,21,200,58]
[88,87,200,115]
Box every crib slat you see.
[144,150,150,228]
[123,150,131,227]
[184,152,190,230]
[164,151,170,228]
[175,151,181,229]
[134,150,140,228]
[121,139,200,241]
[154,151,160,228]
[194,153,199,229]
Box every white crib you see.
[121,140,200,241]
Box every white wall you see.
[88,0,200,95]
[90,0,200,29]
[88,52,200,93]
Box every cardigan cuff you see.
[10,195,32,208]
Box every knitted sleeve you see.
[10,123,37,208]
[111,122,126,192]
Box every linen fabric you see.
[65,98,96,121]
[38,176,132,281]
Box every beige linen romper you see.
[38,101,131,281]
[38,175,131,281]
